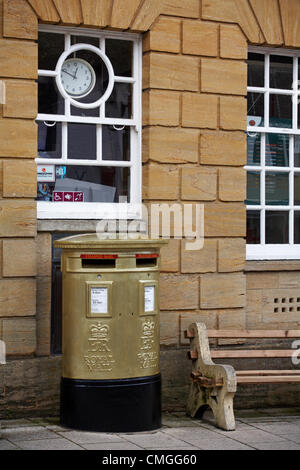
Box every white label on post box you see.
[144,286,155,312]
[91,287,108,314]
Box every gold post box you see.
[54,234,167,432]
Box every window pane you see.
[246,172,260,205]
[265,133,289,167]
[295,136,300,167]
[38,77,64,115]
[39,32,64,70]
[247,93,264,127]
[265,172,289,205]
[247,211,260,244]
[68,123,97,160]
[247,134,261,166]
[106,83,132,119]
[247,53,264,88]
[38,122,62,159]
[102,126,130,161]
[295,211,300,243]
[106,39,133,77]
[294,174,300,205]
[269,94,292,128]
[266,211,289,243]
[38,166,130,202]
[71,35,99,47]
[270,55,293,90]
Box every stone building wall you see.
[0,0,300,416]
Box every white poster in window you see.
[91,287,108,314]
[37,165,55,182]
[144,286,155,313]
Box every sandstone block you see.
[143,16,181,53]
[3,159,37,197]
[0,119,37,158]
[204,202,246,237]
[183,20,219,56]
[0,317,36,356]
[162,0,200,18]
[3,80,37,119]
[219,167,246,201]
[246,272,279,290]
[220,96,247,131]
[182,93,218,129]
[201,58,247,95]
[181,239,217,273]
[201,131,246,166]
[36,276,51,356]
[143,127,199,164]
[143,53,199,92]
[0,38,37,78]
[160,311,179,346]
[36,233,52,277]
[220,24,247,59]
[2,239,37,277]
[218,238,246,272]
[160,273,199,310]
[181,166,217,201]
[200,272,246,309]
[143,90,180,126]
[143,164,179,200]
[3,0,37,40]
[160,238,180,273]
[0,279,36,316]
[0,200,36,237]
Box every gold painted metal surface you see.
[54,235,168,380]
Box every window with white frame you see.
[36,25,142,219]
[246,47,300,260]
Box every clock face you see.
[60,58,96,98]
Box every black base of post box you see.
[60,374,161,432]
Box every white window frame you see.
[36,25,142,220]
[246,46,300,260]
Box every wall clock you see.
[61,58,96,99]
[55,43,114,109]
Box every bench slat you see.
[237,375,300,384]
[236,370,300,376]
[207,329,300,339]
[211,349,294,358]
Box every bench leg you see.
[187,383,236,431]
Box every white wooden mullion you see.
[260,133,266,245]
[290,134,295,244]
[36,158,132,167]
[62,122,68,161]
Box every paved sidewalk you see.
[1,409,300,450]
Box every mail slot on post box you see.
[54,234,168,432]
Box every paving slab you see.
[122,431,195,449]
[251,440,300,450]
[15,438,83,450]
[58,430,126,445]
[1,426,60,443]
[0,439,20,450]
[249,422,300,435]
[82,442,144,450]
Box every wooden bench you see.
[185,322,300,431]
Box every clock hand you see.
[62,69,76,79]
[74,67,79,79]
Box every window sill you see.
[245,260,300,272]
[37,220,100,232]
